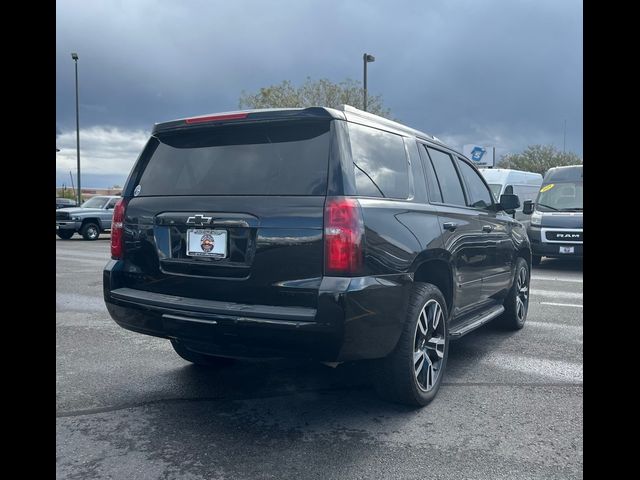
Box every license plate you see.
[559,246,574,254]
[186,229,227,258]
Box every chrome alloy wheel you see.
[413,299,446,392]
[515,266,529,322]
[86,226,99,239]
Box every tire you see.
[373,283,449,407]
[497,257,530,330]
[531,255,542,266]
[80,222,100,241]
[57,230,74,240]
[170,340,235,368]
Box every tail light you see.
[111,198,127,259]
[324,197,365,276]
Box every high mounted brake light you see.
[324,197,365,276]
[110,198,128,259]
[184,113,248,124]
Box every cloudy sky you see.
[56,0,582,188]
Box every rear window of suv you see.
[136,121,331,196]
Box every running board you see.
[449,305,505,338]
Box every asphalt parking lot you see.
[56,235,583,480]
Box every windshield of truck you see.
[82,196,110,208]
[535,181,583,212]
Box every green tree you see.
[497,145,582,175]
[239,77,392,118]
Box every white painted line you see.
[540,302,583,308]
[483,353,583,382]
[527,321,583,333]
[56,250,110,260]
[531,289,582,299]
[56,256,107,267]
[56,293,107,313]
[531,276,583,283]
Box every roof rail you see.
[338,104,440,143]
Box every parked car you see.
[523,165,583,265]
[56,195,120,240]
[479,168,543,224]
[56,197,77,209]
[104,105,531,406]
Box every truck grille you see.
[545,230,582,242]
[56,212,70,220]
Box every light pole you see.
[363,53,375,111]
[71,52,81,205]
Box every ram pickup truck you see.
[56,195,120,240]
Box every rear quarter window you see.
[348,123,410,199]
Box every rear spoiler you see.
[152,107,342,134]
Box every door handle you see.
[443,222,458,231]
[482,225,494,233]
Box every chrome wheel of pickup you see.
[81,222,100,241]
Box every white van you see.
[479,168,543,222]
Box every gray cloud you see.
[56,0,582,182]
[56,126,149,187]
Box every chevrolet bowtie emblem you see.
[186,214,212,225]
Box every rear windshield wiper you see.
[536,203,558,211]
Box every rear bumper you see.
[103,260,412,362]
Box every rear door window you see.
[136,121,331,196]
[348,123,410,199]
[425,147,466,206]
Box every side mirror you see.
[522,200,534,215]
[499,193,520,214]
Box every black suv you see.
[104,105,531,406]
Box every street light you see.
[363,53,375,112]
[71,52,81,206]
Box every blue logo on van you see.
[470,146,486,162]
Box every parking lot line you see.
[482,353,583,383]
[56,255,108,266]
[540,302,583,308]
[530,289,582,299]
[526,321,583,334]
[531,276,583,283]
